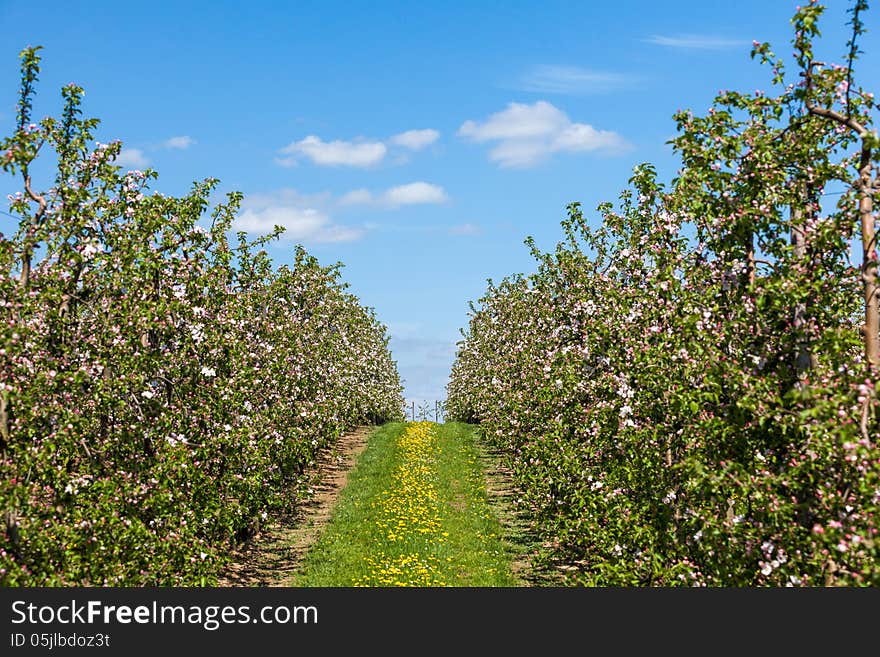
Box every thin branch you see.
[845,0,867,117]
[753,258,778,272]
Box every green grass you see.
[290,421,520,586]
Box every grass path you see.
[290,421,526,586]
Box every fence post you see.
[411,401,415,422]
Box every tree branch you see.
[806,103,868,136]
[19,173,48,290]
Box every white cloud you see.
[278,135,386,167]
[115,148,149,168]
[459,101,562,141]
[518,66,632,95]
[448,223,481,236]
[338,188,374,206]
[554,123,624,151]
[235,206,323,236]
[336,182,448,208]
[164,135,195,149]
[390,129,440,150]
[235,206,363,243]
[245,188,331,208]
[458,100,629,167]
[383,182,448,207]
[234,190,363,243]
[278,128,440,167]
[645,34,746,49]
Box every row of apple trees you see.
[447,2,879,585]
[0,47,404,585]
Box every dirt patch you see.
[476,438,561,586]
[217,425,373,587]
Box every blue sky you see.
[2,1,878,410]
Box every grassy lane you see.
[290,421,518,586]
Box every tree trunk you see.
[859,144,878,367]
[791,183,817,375]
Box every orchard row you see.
[447,2,880,586]
[0,48,404,585]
